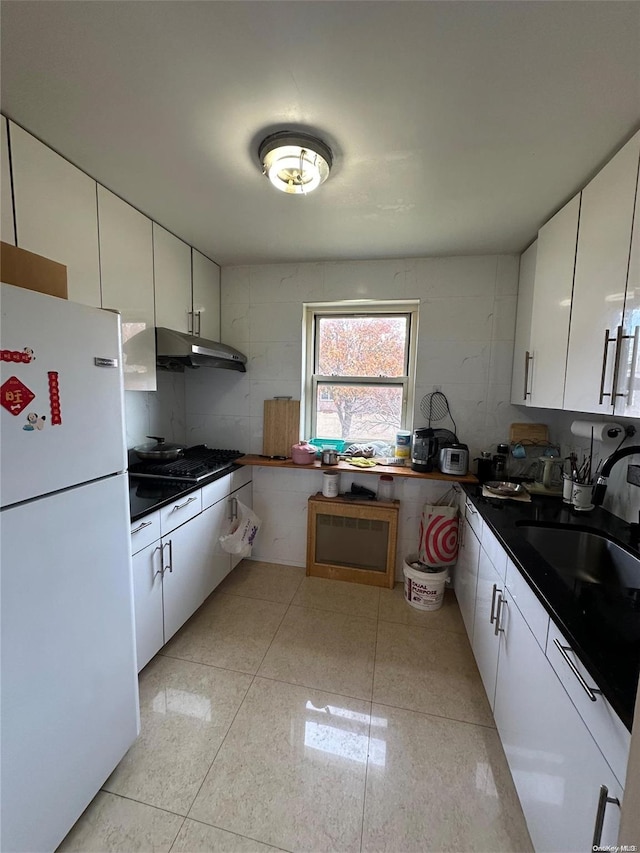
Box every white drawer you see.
[230,465,252,492]
[160,489,202,536]
[202,475,230,510]
[505,557,549,651]
[130,511,160,555]
[481,523,508,580]
[464,498,482,539]
[546,620,630,787]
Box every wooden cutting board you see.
[509,423,550,445]
[262,399,301,458]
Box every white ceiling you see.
[1,1,639,266]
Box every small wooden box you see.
[306,493,398,588]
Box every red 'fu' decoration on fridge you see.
[48,371,62,425]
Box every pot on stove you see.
[133,435,186,461]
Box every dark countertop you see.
[129,464,242,523]
[463,485,640,731]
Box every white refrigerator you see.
[0,283,140,853]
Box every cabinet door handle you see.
[494,593,506,635]
[162,540,173,574]
[611,325,628,400]
[195,310,202,336]
[173,496,198,511]
[553,638,602,702]
[523,351,533,400]
[131,520,153,535]
[627,326,640,406]
[592,784,620,848]
[599,328,614,404]
[187,310,194,334]
[153,544,163,578]
[465,503,477,516]
[490,583,500,624]
[228,497,238,522]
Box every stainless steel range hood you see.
[155,328,247,372]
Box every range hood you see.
[155,328,247,372]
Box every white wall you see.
[187,255,528,459]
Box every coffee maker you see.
[411,428,439,472]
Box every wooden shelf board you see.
[237,454,478,483]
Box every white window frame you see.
[302,300,419,442]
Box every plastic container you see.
[309,438,346,454]
[403,555,448,611]
[322,471,340,497]
[395,430,412,458]
[377,474,394,501]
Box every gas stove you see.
[129,445,244,482]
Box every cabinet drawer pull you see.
[592,784,620,848]
[465,503,477,516]
[173,496,198,511]
[131,520,153,535]
[553,638,602,702]
[494,593,506,635]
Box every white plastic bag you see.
[219,500,261,557]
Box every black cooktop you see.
[129,445,243,482]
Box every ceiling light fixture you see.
[258,131,332,195]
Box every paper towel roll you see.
[570,420,623,441]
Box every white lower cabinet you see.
[163,498,231,642]
[471,546,504,709]
[494,588,622,852]
[130,469,254,671]
[131,540,164,671]
[454,506,481,639]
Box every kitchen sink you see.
[515,523,640,591]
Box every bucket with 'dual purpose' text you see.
[403,555,449,611]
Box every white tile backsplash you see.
[249,301,302,343]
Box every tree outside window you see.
[309,310,416,442]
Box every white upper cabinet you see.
[510,241,537,404]
[528,193,581,409]
[9,122,101,307]
[97,186,157,391]
[153,223,192,333]
[1,117,15,246]
[192,249,221,340]
[564,130,640,414]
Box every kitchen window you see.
[303,302,419,443]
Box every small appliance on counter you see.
[411,427,438,472]
[438,443,469,476]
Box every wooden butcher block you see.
[262,398,301,458]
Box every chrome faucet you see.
[592,445,640,506]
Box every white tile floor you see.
[58,561,533,853]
